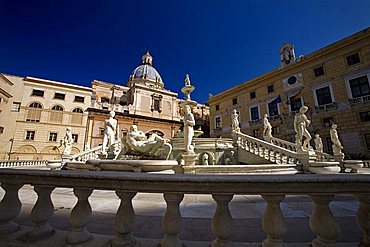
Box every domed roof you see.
[129,51,163,84]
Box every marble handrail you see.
[70,145,103,162]
[270,136,297,152]
[0,160,48,168]
[0,169,369,246]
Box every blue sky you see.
[1,0,369,104]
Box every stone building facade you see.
[208,28,370,157]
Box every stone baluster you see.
[309,195,340,247]
[261,195,287,247]
[264,148,270,160]
[66,188,93,245]
[356,194,370,247]
[281,155,287,164]
[269,150,275,162]
[161,193,184,247]
[111,191,137,247]
[0,183,23,234]
[211,194,234,247]
[275,153,281,164]
[26,186,55,239]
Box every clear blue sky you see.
[1,0,369,104]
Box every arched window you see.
[71,108,84,125]
[26,102,43,122]
[50,105,64,123]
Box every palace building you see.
[0,52,209,160]
[208,28,370,157]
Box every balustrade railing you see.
[70,145,103,162]
[0,160,48,168]
[349,95,370,105]
[0,169,369,246]
[270,136,297,152]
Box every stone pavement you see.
[0,184,363,246]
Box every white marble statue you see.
[102,111,119,155]
[263,114,272,141]
[231,109,240,132]
[62,127,74,155]
[201,153,209,165]
[314,134,323,153]
[183,105,195,154]
[294,106,312,151]
[330,124,343,155]
[185,73,191,86]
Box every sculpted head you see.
[299,106,308,113]
[264,114,268,118]
[315,134,320,138]
[109,111,115,118]
[184,105,191,113]
[130,125,138,132]
[331,124,337,129]
[66,127,72,133]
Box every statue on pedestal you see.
[231,109,240,132]
[314,134,323,153]
[294,106,312,151]
[62,127,74,155]
[183,105,195,154]
[102,111,119,155]
[330,124,343,156]
[263,114,272,141]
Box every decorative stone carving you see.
[294,106,312,151]
[330,124,344,156]
[102,111,119,156]
[183,105,195,154]
[161,193,184,247]
[62,127,74,155]
[263,114,272,141]
[231,109,240,132]
[280,43,295,68]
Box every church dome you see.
[129,51,163,84]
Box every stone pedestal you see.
[182,153,197,174]
[344,160,364,173]
[297,149,316,173]
[309,162,341,174]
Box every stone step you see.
[193,164,299,174]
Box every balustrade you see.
[0,169,369,246]
[0,160,48,168]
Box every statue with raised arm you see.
[62,127,74,155]
[102,111,119,155]
[231,109,240,132]
[330,124,343,156]
[263,114,272,141]
[183,105,195,154]
[294,106,312,151]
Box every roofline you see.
[24,76,93,92]
[208,27,370,103]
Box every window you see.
[72,134,78,143]
[349,75,370,98]
[11,102,21,112]
[50,105,64,123]
[253,129,260,137]
[315,86,332,106]
[232,98,237,105]
[250,106,259,120]
[272,126,280,135]
[215,104,220,111]
[314,66,325,77]
[54,92,65,100]
[101,97,110,103]
[0,126,4,134]
[250,91,256,99]
[365,134,370,149]
[48,132,58,142]
[267,85,274,93]
[289,96,302,112]
[346,53,361,66]
[268,102,279,116]
[25,131,35,140]
[99,128,105,136]
[74,96,85,103]
[153,99,160,111]
[360,111,370,122]
[215,117,221,128]
[26,102,42,122]
[323,117,334,127]
[31,89,44,97]
[71,108,84,125]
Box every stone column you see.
[111,191,137,247]
[356,194,370,247]
[26,186,55,239]
[0,183,22,234]
[261,195,287,247]
[309,195,340,247]
[161,193,184,247]
[182,153,198,174]
[66,188,93,245]
[211,194,234,247]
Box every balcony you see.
[249,119,261,125]
[349,95,370,106]
[0,169,369,246]
[314,102,338,113]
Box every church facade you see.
[208,28,370,157]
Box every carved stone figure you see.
[330,124,343,155]
[294,106,312,151]
[102,111,119,155]
[314,134,323,153]
[62,127,74,155]
[231,109,240,132]
[185,73,191,86]
[183,105,195,154]
[201,153,209,165]
[263,114,272,141]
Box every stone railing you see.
[270,136,298,152]
[0,169,369,246]
[70,145,103,162]
[0,160,48,168]
[314,102,337,112]
[349,95,370,105]
[234,132,299,164]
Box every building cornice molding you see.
[24,76,93,93]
